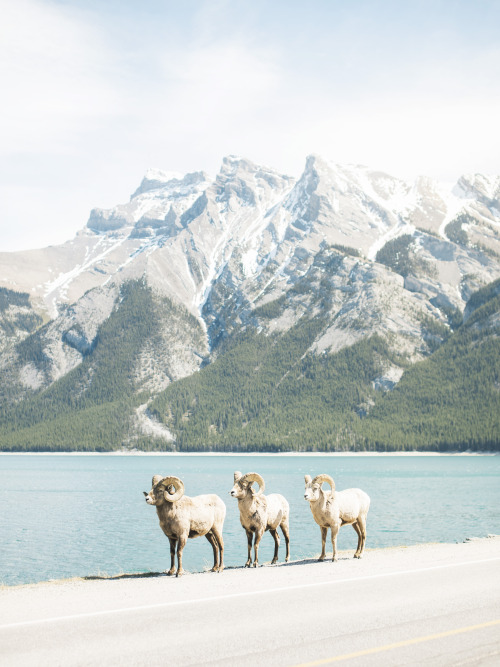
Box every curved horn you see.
[241,472,265,494]
[152,474,164,488]
[312,474,335,491]
[159,476,185,502]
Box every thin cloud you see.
[1,0,499,251]
[0,0,119,155]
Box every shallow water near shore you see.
[1,454,499,586]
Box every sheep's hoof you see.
[271,558,278,565]
[245,561,251,568]
[318,556,325,562]
[253,562,259,568]
[167,569,176,576]
[332,557,338,563]
[218,565,224,573]
[285,556,290,562]
[210,566,218,572]
[176,569,184,577]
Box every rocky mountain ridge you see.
[0,154,499,450]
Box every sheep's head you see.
[304,474,335,501]
[230,471,265,499]
[143,475,184,505]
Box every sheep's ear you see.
[234,471,242,482]
[152,474,163,487]
[304,474,312,484]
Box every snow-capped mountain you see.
[1,154,499,447]
[3,155,498,317]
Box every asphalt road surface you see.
[1,538,499,666]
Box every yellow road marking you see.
[292,619,500,666]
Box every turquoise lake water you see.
[1,454,499,586]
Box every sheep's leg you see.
[205,531,219,571]
[356,515,367,558]
[331,524,339,562]
[176,534,188,577]
[352,521,362,558]
[211,525,224,573]
[167,538,177,576]
[280,520,290,563]
[253,529,265,568]
[319,526,328,561]
[270,529,280,564]
[245,530,253,567]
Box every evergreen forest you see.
[0,278,499,452]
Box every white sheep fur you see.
[230,471,290,567]
[304,473,370,561]
[144,474,226,577]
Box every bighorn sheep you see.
[144,474,226,577]
[230,471,290,567]
[304,474,370,561]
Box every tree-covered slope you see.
[1,277,498,453]
[360,279,500,451]
[0,280,204,451]
[150,326,396,452]
[0,287,43,341]
[148,279,500,452]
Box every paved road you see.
[1,539,499,666]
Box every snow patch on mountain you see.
[43,236,131,317]
[2,153,500,403]
[19,363,45,390]
[437,186,471,239]
[132,404,175,442]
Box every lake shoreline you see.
[2,536,499,590]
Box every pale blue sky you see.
[1,0,499,251]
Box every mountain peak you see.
[303,153,334,174]
[454,173,500,202]
[145,168,184,182]
[132,169,209,199]
[219,155,260,177]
